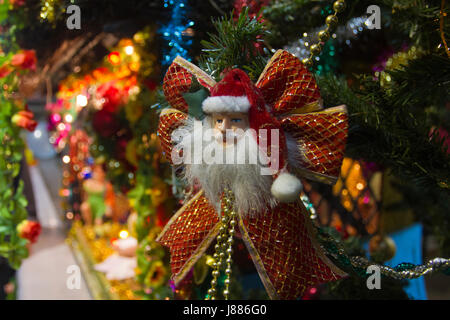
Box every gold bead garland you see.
[302,0,346,68]
[206,190,237,300]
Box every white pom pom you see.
[271,173,303,203]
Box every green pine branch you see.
[316,73,450,193]
[198,8,269,81]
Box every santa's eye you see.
[216,119,223,124]
[231,118,241,123]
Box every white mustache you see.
[212,130,242,142]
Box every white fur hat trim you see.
[202,96,250,114]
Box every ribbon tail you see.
[156,190,220,286]
[239,201,346,300]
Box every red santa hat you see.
[202,69,303,203]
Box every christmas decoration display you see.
[0,0,448,302]
[52,26,176,300]
[68,221,140,300]
[156,49,349,299]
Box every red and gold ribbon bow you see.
[156,50,348,299]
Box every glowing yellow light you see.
[76,94,88,107]
[356,182,365,190]
[125,45,134,55]
[344,201,352,209]
[303,32,308,37]
[65,114,73,123]
[108,51,121,65]
[119,230,129,239]
[129,61,140,72]
[57,123,66,131]
[62,155,71,164]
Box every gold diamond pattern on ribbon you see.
[157,192,220,283]
[163,57,216,114]
[163,63,193,113]
[240,201,345,300]
[281,107,348,182]
[158,110,188,164]
[256,50,322,116]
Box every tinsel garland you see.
[302,197,450,280]
[284,15,370,74]
[159,0,194,69]
[350,256,450,279]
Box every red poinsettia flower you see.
[11,110,37,132]
[17,220,42,244]
[0,64,12,78]
[11,50,37,71]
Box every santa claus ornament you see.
[156,49,349,300]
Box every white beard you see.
[175,116,278,217]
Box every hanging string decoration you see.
[300,0,346,68]
[285,15,370,74]
[299,195,450,280]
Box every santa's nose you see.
[219,118,231,132]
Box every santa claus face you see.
[212,112,249,145]
[175,113,278,216]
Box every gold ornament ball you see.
[333,0,346,13]
[302,58,313,68]
[325,15,339,29]
[310,44,322,55]
[369,235,397,262]
[318,30,330,42]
